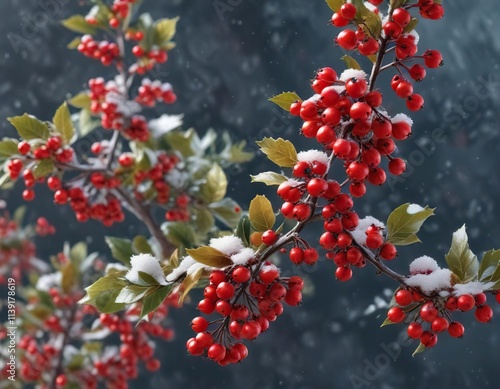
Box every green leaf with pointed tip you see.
[154,17,179,49]
[256,137,298,168]
[67,37,82,49]
[445,225,479,283]
[105,237,134,266]
[77,109,100,136]
[195,209,215,234]
[412,342,426,357]
[386,203,435,246]
[13,206,26,225]
[70,242,87,265]
[138,271,160,286]
[162,222,197,248]
[235,215,252,247]
[69,92,91,110]
[209,198,242,229]
[132,235,153,255]
[403,18,419,33]
[140,284,174,319]
[62,15,98,34]
[251,172,287,186]
[81,275,127,314]
[8,114,49,140]
[249,195,275,232]
[199,163,228,203]
[115,284,149,304]
[268,92,302,112]
[178,267,204,305]
[342,55,362,70]
[33,160,55,179]
[186,246,233,268]
[478,249,500,290]
[352,0,382,39]
[325,0,345,12]
[53,102,75,145]
[0,138,19,159]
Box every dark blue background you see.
[1,1,500,388]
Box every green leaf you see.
[342,55,362,70]
[249,195,276,232]
[115,284,149,304]
[268,92,302,112]
[209,198,242,229]
[69,92,91,110]
[13,206,26,225]
[81,275,127,314]
[251,171,287,186]
[138,271,160,286]
[386,203,435,246]
[154,17,179,48]
[0,139,19,158]
[478,250,500,290]
[140,284,174,319]
[195,209,215,234]
[61,263,75,294]
[403,18,419,33]
[325,0,345,12]
[66,354,85,371]
[132,235,153,255]
[162,222,198,248]
[390,0,407,8]
[226,141,254,164]
[412,342,426,357]
[164,130,196,157]
[445,225,479,283]
[33,160,55,179]
[77,109,101,136]
[70,242,87,265]
[186,246,233,268]
[105,237,134,266]
[0,173,13,189]
[256,137,298,168]
[352,0,382,39]
[235,215,252,247]
[61,15,98,34]
[53,102,75,145]
[199,163,228,203]
[67,37,82,49]
[8,114,50,140]
[178,267,204,305]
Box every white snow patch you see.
[36,272,62,292]
[409,256,439,274]
[209,235,244,256]
[285,178,304,188]
[340,69,367,82]
[351,216,385,245]
[453,281,495,296]
[364,2,377,12]
[105,263,129,273]
[407,203,424,214]
[408,30,420,45]
[297,150,330,166]
[105,91,141,116]
[406,268,452,294]
[231,247,255,265]
[149,114,184,137]
[166,256,196,282]
[391,113,413,127]
[305,94,321,104]
[331,85,346,94]
[126,254,167,286]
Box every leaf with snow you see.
[249,195,275,232]
[445,225,479,283]
[478,249,500,290]
[386,203,434,246]
[186,246,233,268]
[80,275,127,314]
[250,172,287,186]
[268,92,301,112]
[256,137,298,168]
[341,55,361,71]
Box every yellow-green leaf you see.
[62,15,98,35]
[69,92,91,110]
[80,275,127,313]
[342,55,362,70]
[33,160,55,179]
[178,267,204,305]
[154,17,179,47]
[115,285,149,304]
[251,172,287,186]
[105,237,134,266]
[61,263,75,294]
[195,209,215,234]
[268,92,302,112]
[67,37,82,49]
[132,235,153,255]
[53,102,75,145]
[403,18,419,34]
[352,0,382,39]
[478,250,500,290]
[199,163,227,203]
[249,195,275,232]
[186,246,233,268]
[256,137,298,168]
[386,203,435,246]
[445,225,479,283]
[8,114,50,140]
[412,342,426,357]
[325,0,345,12]
[0,139,19,158]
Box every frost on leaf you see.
[125,254,167,286]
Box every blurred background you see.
[1,0,500,388]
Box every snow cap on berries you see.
[392,113,413,127]
[340,69,367,82]
[297,150,330,167]
[409,256,439,274]
[453,281,495,296]
[351,216,385,245]
[406,256,452,294]
[231,247,256,265]
[408,30,420,44]
[126,254,167,286]
[209,235,244,256]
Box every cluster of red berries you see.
[187,266,304,364]
[34,217,56,236]
[136,79,177,107]
[78,35,121,66]
[387,289,497,350]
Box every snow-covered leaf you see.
[445,225,479,283]
[386,203,434,246]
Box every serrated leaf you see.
[33,160,55,179]
[403,18,419,33]
[386,203,435,246]
[256,137,298,168]
[325,0,345,12]
[445,225,479,283]
[140,284,174,319]
[53,102,75,145]
[412,342,426,357]
[67,37,82,49]
[105,237,134,266]
[154,17,179,47]
[132,235,153,255]
[268,92,302,112]
[199,163,227,203]
[0,139,19,158]
[69,93,91,110]
[186,246,233,268]
[81,275,127,313]
[8,114,50,140]
[235,215,252,247]
[62,15,98,34]
[209,198,242,229]
[115,284,149,304]
[249,195,275,232]
[178,267,203,305]
[342,55,362,70]
[251,172,287,186]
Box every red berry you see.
[207,344,226,361]
[457,294,475,311]
[406,94,424,111]
[303,248,319,265]
[388,158,406,175]
[407,322,423,339]
[216,282,235,300]
[387,307,405,323]
[289,247,304,264]
[392,8,411,27]
[336,29,358,50]
[190,317,209,333]
[420,302,438,322]
[307,178,328,197]
[261,230,278,245]
[232,266,251,283]
[420,331,438,348]
[475,305,493,323]
[365,233,383,249]
[383,21,403,39]
[17,141,31,155]
[424,49,443,68]
[395,289,412,306]
[448,321,465,338]
[379,243,397,260]
[345,77,367,98]
[340,4,357,20]
[431,317,449,333]
[335,266,352,282]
